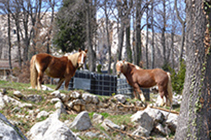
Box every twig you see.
[150,106,179,115]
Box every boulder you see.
[82,93,99,104]
[36,111,50,119]
[92,113,104,124]
[13,91,23,98]
[28,111,77,140]
[70,91,81,99]
[69,111,92,131]
[101,119,120,131]
[132,126,151,137]
[50,90,61,98]
[131,111,154,134]
[25,94,42,103]
[113,94,126,104]
[0,113,27,140]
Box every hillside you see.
[0,80,180,140]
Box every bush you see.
[168,60,186,94]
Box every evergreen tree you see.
[53,0,86,52]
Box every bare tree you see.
[175,1,211,139]
[86,0,96,72]
[174,0,186,68]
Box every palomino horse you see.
[116,60,173,106]
[30,49,88,90]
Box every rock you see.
[0,93,5,109]
[55,101,66,114]
[69,111,92,131]
[84,132,97,138]
[0,113,27,140]
[82,93,99,104]
[101,119,120,131]
[28,85,53,91]
[36,111,50,119]
[13,91,23,98]
[50,90,61,98]
[60,93,70,102]
[154,123,170,136]
[132,126,150,137]
[25,95,42,103]
[113,94,126,103]
[19,103,33,109]
[131,111,154,134]
[92,113,104,124]
[28,111,77,140]
[144,107,165,123]
[50,98,61,104]
[85,103,97,112]
[164,113,178,133]
[70,91,81,99]
[68,99,85,112]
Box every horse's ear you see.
[85,49,88,53]
[79,48,82,52]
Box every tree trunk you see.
[86,0,95,72]
[174,0,186,68]
[15,18,22,68]
[46,0,55,54]
[151,0,154,69]
[105,0,111,74]
[175,1,211,139]
[134,0,141,66]
[146,2,149,68]
[126,19,132,63]
[162,0,166,65]
[7,8,12,70]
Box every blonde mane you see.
[67,52,80,67]
[122,61,141,70]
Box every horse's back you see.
[151,68,169,85]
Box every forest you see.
[0,0,211,139]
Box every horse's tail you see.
[167,72,173,106]
[30,55,38,89]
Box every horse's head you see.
[77,49,88,68]
[116,60,127,77]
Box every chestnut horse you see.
[30,49,88,90]
[116,60,173,106]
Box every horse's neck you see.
[123,63,142,75]
[67,53,79,68]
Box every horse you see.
[116,60,173,107]
[30,49,88,90]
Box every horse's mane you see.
[67,52,80,67]
[122,61,141,70]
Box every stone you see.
[82,93,99,104]
[92,113,104,124]
[13,91,23,98]
[50,90,61,98]
[131,111,154,134]
[28,111,77,140]
[114,94,126,103]
[101,119,120,131]
[69,111,92,131]
[25,95,42,103]
[0,113,27,140]
[70,91,81,99]
[36,111,50,119]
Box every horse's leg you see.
[157,85,167,106]
[133,83,145,102]
[37,71,44,90]
[55,78,65,90]
[64,77,72,90]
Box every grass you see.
[0,80,179,140]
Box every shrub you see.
[168,60,186,94]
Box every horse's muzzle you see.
[117,72,121,78]
[78,63,84,68]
